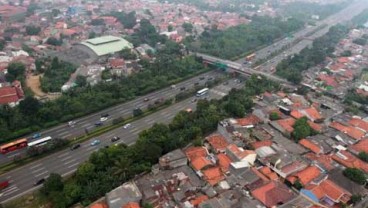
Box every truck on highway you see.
[0,180,9,190]
[245,53,256,61]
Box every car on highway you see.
[68,121,76,127]
[194,82,199,86]
[180,87,186,91]
[191,98,197,103]
[171,85,176,89]
[144,98,150,102]
[100,117,108,122]
[208,77,213,81]
[0,180,9,190]
[123,123,131,129]
[111,136,120,142]
[90,139,101,146]
[70,143,81,150]
[223,81,229,85]
[101,113,109,118]
[199,77,205,80]
[95,121,103,126]
[185,108,193,113]
[32,133,41,139]
[34,178,45,186]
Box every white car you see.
[68,121,76,127]
[100,117,108,122]
[123,123,131,129]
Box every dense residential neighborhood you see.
[0,0,368,208]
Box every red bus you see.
[0,180,9,190]
[0,138,28,154]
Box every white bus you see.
[196,88,209,97]
[28,136,53,148]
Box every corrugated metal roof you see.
[80,35,133,56]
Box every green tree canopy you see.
[343,168,366,185]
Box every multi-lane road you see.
[0,78,243,203]
[239,0,368,68]
[0,71,222,165]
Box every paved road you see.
[237,0,368,67]
[0,78,243,203]
[0,71,222,165]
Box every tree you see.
[168,25,173,32]
[90,18,105,26]
[41,173,64,195]
[27,3,39,16]
[353,38,367,46]
[343,168,366,185]
[46,37,62,46]
[269,112,280,120]
[351,194,362,204]
[341,50,352,57]
[19,96,40,116]
[75,75,87,87]
[25,25,41,35]
[51,8,60,17]
[182,22,193,33]
[119,48,137,60]
[112,157,132,181]
[88,32,96,39]
[358,152,368,162]
[6,62,26,82]
[292,117,314,141]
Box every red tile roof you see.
[349,118,368,132]
[332,150,368,173]
[318,74,338,87]
[338,57,350,63]
[123,202,140,208]
[202,166,224,186]
[305,179,351,204]
[217,153,231,173]
[90,202,108,208]
[0,86,21,104]
[286,166,321,186]
[329,122,365,140]
[236,114,261,126]
[304,107,323,121]
[259,166,278,181]
[299,139,321,154]
[308,121,322,132]
[207,134,229,152]
[191,156,212,171]
[185,147,207,161]
[304,153,334,171]
[251,140,273,149]
[290,110,304,119]
[277,118,296,133]
[110,58,125,68]
[190,195,209,206]
[351,139,368,153]
[227,144,255,160]
[251,181,294,207]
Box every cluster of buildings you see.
[89,87,368,208]
[302,28,368,100]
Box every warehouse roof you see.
[80,35,133,57]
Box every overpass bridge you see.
[195,53,295,88]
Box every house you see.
[304,178,351,206]
[206,134,229,153]
[349,117,368,132]
[0,84,24,107]
[235,114,262,128]
[329,121,365,141]
[350,138,368,154]
[226,144,256,170]
[329,169,368,196]
[251,181,295,208]
[286,166,323,186]
[202,166,225,186]
[159,149,187,170]
[303,153,336,172]
[105,182,142,208]
[299,135,335,155]
[332,150,368,173]
[123,202,140,208]
[217,153,231,173]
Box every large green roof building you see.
[77,35,133,58]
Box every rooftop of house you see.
[286,165,322,186]
[235,114,261,127]
[202,166,225,186]
[332,150,368,173]
[217,153,231,173]
[350,138,368,154]
[206,134,229,152]
[185,146,208,161]
[251,181,295,208]
[329,121,365,140]
[304,178,351,204]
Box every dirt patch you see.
[26,74,61,100]
[26,74,45,98]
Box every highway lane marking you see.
[67,162,80,169]
[6,152,20,159]
[63,133,72,138]
[85,146,97,152]
[31,167,45,173]
[34,171,48,177]
[29,163,43,169]
[129,128,140,134]
[60,156,72,161]
[55,128,65,133]
[2,186,19,196]
[58,131,70,136]
[64,159,76,165]
[57,152,70,158]
[146,120,156,125]
[62,168,78,177]
[81,123,90,128]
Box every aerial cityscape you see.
[0,0,368,207]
